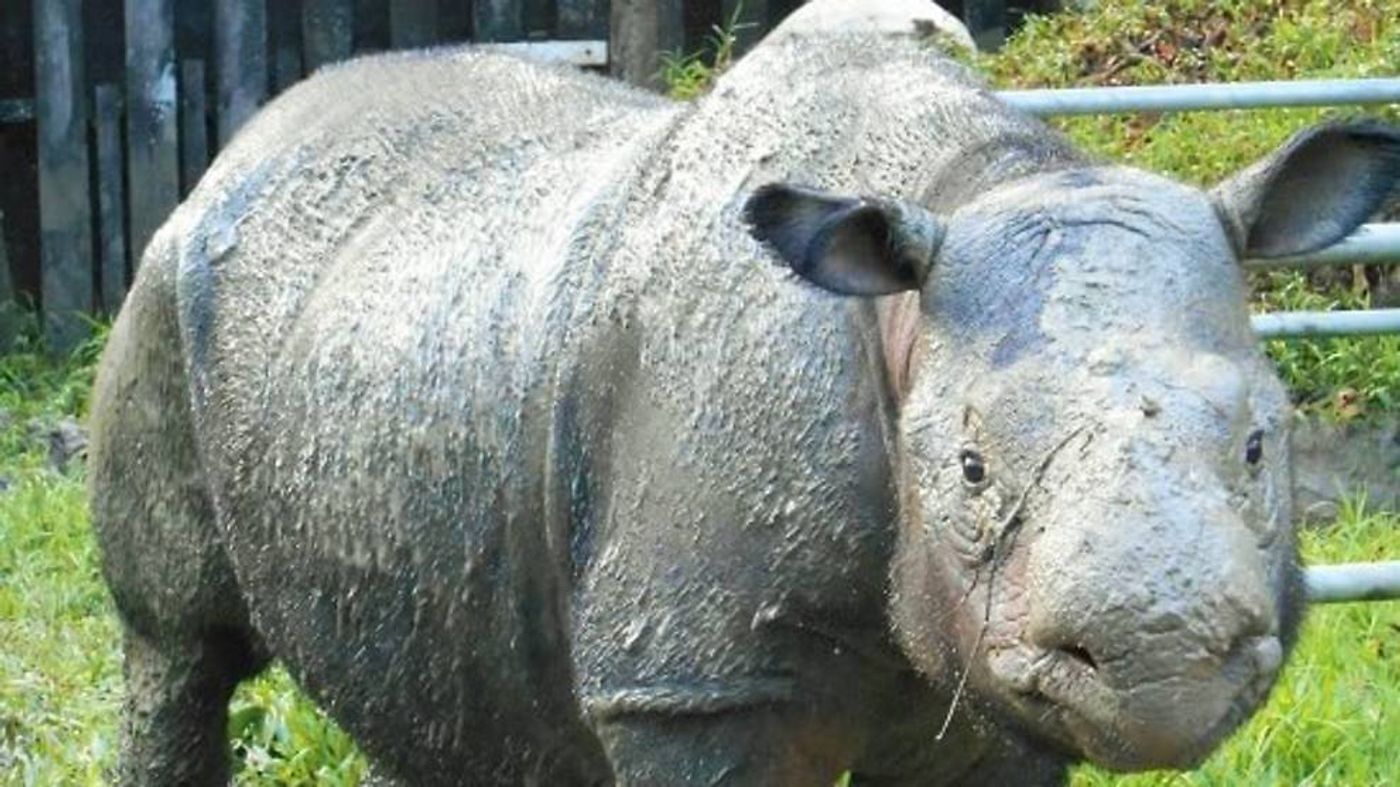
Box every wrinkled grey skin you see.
[88,1,1400,784]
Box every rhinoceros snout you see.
[1006,501,1288,769]
[1025,576,1276,688]
[1007,631,1284,770]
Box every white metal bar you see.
[1252,309,1400,339]
[996,78,1400,116]
[1246,224,1400,269]
[1306,562,1400,604]
[484,40,608,67]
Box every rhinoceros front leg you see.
[593,703,859,786]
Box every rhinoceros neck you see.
[596,31,1085,430]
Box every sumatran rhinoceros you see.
[88,1,1400,784]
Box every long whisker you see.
[935,620,985,741]
[933,426,1087,740]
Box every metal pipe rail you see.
[997,77,1400,116]
[1246,224,1400,269]
[1252,309,1400,339]
[1306,562,1400,603]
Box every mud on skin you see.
[86,0,1400,784]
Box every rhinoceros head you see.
[746,122,1400,770]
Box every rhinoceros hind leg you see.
[117,624,267,786]
[91,231,271,784]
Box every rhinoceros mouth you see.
[990,636,1281,770]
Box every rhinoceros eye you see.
[960,450,987,485]
[1244,429,1264,465]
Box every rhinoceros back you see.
[164,50,679,781]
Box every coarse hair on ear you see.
[1212,121,1400,259]
[744,183,944,296]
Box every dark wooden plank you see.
[768,0,804,25]
[214,0,267,147]
[353,0,391,54]
[0,208,18,351]
[962,0,1005,51]
[722,0,768,53]
[557,0,606,39]
[0,210,11,304]
[303,0,353,72]
[124,0,180,274]
[474,0,524,43]
[34,0,93,351]
[268,0,304,91]
[390,0,439,48]
[273,42,302,93]
[82,3,124,85]
[522,0,553,37]
[0,98,35,124]
[609,0,683,90]
[179,59,209,196]
[438,0,473,43]
[93,84,128,313]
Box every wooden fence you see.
[1,0,1011,352]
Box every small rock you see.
[44,417,88,472]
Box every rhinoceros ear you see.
[1212,122,1400,259]
[744,183,944,295]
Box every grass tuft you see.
[659,3,749,100]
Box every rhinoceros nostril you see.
[1056,643,1099,672]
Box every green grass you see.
[0,332,365,785]
[225,671,365,786]
[1,326,116,783]
[658,3,747,100]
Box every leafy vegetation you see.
[658,2,749,100]
[1,326,116,783]
[0,330,366,785]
